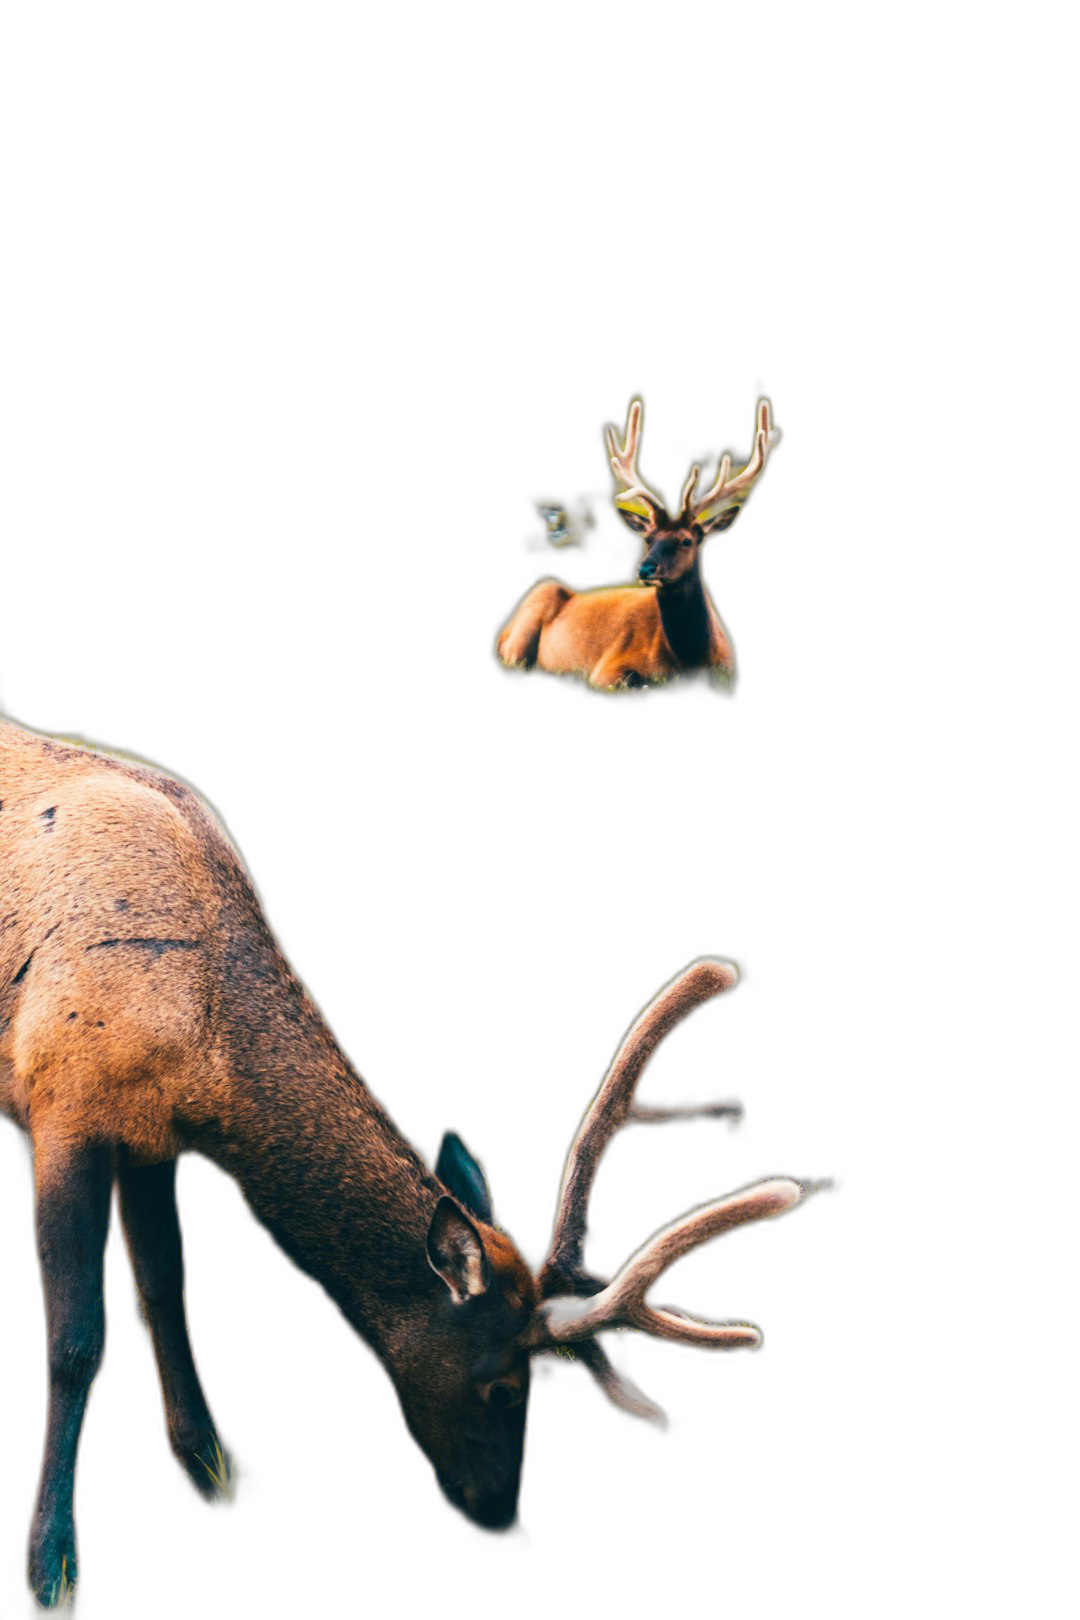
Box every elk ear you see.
[426,1197,490,1304]
[699,503,741,536]
[435,1131,494,1224]
[614,503,657,535]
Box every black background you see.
[2,212,893,1607]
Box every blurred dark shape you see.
[536,499,595,547]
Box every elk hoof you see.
[28,1527,77,1609]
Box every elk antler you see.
[682,398,776,530]
[538,1177,809,1348]
[531,958,823,1421]
[605,398,667,528]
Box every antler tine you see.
[535,1177,816,1351]
[605,397,666,526]
[532,961,825,1419]
[690,398,775,528]
[571,1340,667,1424]
[677,463,700,519]
[541,958,740,1292]
[604,398,642,481]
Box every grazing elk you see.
[497,397,777,688]
[0,717,822,1606]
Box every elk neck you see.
[656,555,713,670]
[180,920,445,1354]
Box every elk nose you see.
[639,558,657,579]
[463,1486,518,1530]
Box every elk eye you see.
[483,1380,521,1411]
[680,537,693,548]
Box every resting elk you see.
[0,716,822,1606]
[497,397,778,688]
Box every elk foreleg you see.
[588,652,648,690]
[118,1158,231,1499]
[28,1136,112,1608]
[497,580,571,668]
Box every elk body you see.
[0,716,820,1607]
[497,398,777,688]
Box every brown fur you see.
[0,718,465,1252]
[1,717,538,1601]
[497,570,734,688]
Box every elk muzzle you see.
[434,1397,526,1530]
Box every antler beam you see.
[540,958,741,1293]
[604,398,667,528]
[532,959,824,1422]
[685,398,775,528]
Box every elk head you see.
[407,959,823,1530]
[386,1132,537,1530]
[605,399,778,588]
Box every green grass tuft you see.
[495,657,738,696]
[49,1555,76,1610]
[198,1438,242,1509]
[612,667,738,699]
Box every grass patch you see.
[198,1445,242,1503]
[40,1555,76,1607]
[628,667,738,699]
[495,660,735,699]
